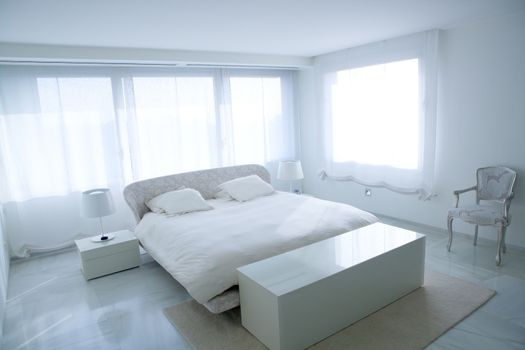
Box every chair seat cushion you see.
[448,205,506,225]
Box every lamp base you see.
[91,233,115,243]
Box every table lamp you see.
[82,188,116,242]
[277,160,304,193]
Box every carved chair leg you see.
[502,226,507,254]
[447,216,454,252]
[496,224,504,266]
[474,225,479,246]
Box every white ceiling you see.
[0,0,524,57]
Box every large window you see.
[0,66,296,201]
[319,30,439,198]
[331,59,419,169]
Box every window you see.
[331,59,419,169]
[130,76,217,179]
[319,30,439,199]
[1,77,118,199]
[229,76,282,165]
[0,66,296,201]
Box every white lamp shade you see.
[277,160,304,181]
[82,188,116,218]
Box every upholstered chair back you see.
[476,167,516,203]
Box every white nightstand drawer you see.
[81,247,140,280]
[75,230,140,280]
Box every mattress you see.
[135,192,378,305]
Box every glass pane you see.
[0,77,115,199]
[229,76,282,165]
[331,58,419,169]
[132,76,216,179]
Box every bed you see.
[123,164,378,313]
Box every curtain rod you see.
[0,60,300,70]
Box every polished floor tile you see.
[2,220,525,349]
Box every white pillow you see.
[218,175,274,202]
[146,188,213,216]
[146,186,185,213]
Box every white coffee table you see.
[237,222,425,350]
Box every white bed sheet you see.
[135,192,378,304]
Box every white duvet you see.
[135,192,378,304]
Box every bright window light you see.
[132,76,216,179]
[229,77,282,165]
[0,68,294,202]
[5,77,115,198]
[331,58,420,170]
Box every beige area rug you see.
[164,271,495,350]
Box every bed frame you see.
[123,164,271,313]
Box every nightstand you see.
[75,229,140,280]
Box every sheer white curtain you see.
[0,65,296,257]
[120,74,219,180]
[317,30,439,199]
[220,69,296,166]
[0,68,133,257]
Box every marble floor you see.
[2,220,525,350]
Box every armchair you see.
[447,166,516,266]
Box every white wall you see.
[0,204,10,339]
[298,11,525,248]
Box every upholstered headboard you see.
[123,164,271,223]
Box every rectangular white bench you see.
[237,222,425,350]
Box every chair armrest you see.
[503,192,515,219]
[452,185,476,207]
[453,186,476,196]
